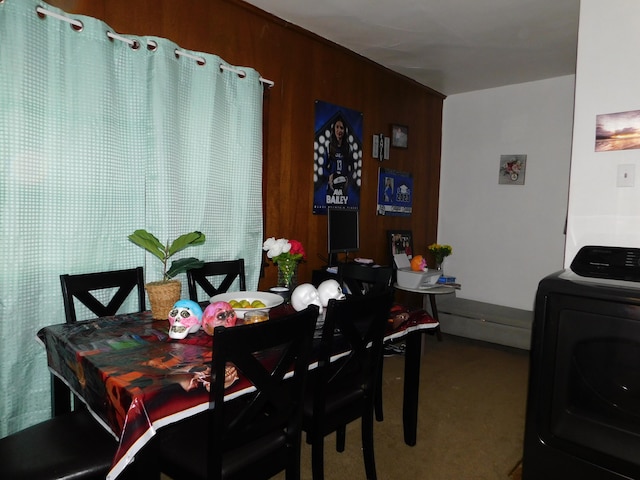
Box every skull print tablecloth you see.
[37,303,438,479]
[37,311,253,480]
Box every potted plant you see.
[128,229,206,319]
[427,243,452,271]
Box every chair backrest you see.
[208,305,319,478]
[187,259,246,302]
[312,287,395,421]
[338,263,393,296]
[60,267,146,324]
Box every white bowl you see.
[209,291,284,319]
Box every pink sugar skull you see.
[202,301,237,336]
[168,299,204,339]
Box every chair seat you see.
[0,410,118,480]
[160,413,291,480]
[303,386,365,437]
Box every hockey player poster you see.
[312,100,363,214]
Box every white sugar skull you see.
[291,283,323,313]
[168,299,204,339]
[202,301,237,336]
[317,279,346,307]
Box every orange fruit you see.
[410,255,425,271]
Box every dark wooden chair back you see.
[60,267,145,324]
[338,263,392,296]
[187,259,246,302]
[58,267,145,415]
[159,305,319,480]
[304,287,395,480]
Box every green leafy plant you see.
[128,229,206,282]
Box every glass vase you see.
[276,258,298,289]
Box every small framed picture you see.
[499,154,527,185]
[388,230,414,262]
[391,124,408,148]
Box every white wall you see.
[565,0,640,266]
[439,76,575,310]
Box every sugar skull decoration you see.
[291,283,323,313]
[317,279,346,307]
[202,301,237,336]
[168,299,204,340]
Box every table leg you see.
[426,294,443,341]
[51,375,71,416]
[403,330,422,446]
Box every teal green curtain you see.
[0,0,264,436]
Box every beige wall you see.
[440,76,575,310]
[565,0,640,265]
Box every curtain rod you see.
[35,6,274,88]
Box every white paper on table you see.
[393,253,411,269]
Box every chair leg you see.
[336,425,346,452]
[361,409,377,480]
[285,447,301,480]
[374,362,384,422]
[311,434,325,480]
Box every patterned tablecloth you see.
[37,303,437,480]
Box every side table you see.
[393,283,457,341]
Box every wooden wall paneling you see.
[48,0,445,289]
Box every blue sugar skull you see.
[168,299,204,339]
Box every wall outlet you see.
[617,164,635,187]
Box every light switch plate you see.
[617,164,635,187]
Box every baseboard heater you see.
[436,296,533,350]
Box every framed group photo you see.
[388,229,414,263]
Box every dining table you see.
[36,301,438,480]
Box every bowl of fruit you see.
[209,291,285,319]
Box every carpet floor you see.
[163,333,530,480]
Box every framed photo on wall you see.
[498,154,527,185]
[376,168,413,216]
[387,230,414,264]
[391,124,408,148]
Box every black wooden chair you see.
[302,288,394,480]
[57,267,146,414]
[0,409,120,480]
[337,263,392,296]
[158,304,319,480]
[187,259,246,302]
[0,267,147,479]
[337,263,395,421]
[60,266,146,324]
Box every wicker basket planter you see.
[146,280,182,319]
